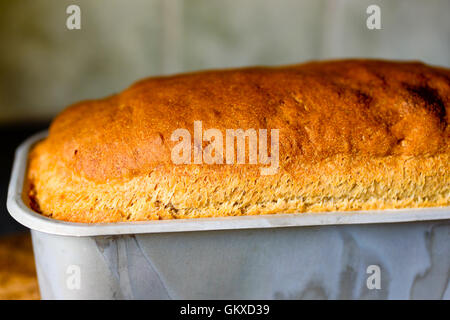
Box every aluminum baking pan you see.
[7,132,450,300]
[7,131,450,237]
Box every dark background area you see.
[0,122,49,235]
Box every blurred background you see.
[0,0,449,234]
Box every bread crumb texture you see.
[28,59,450,223]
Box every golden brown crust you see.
[27,59,450,223]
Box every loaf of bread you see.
[27,59,449,223]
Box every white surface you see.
[7,131,450,237]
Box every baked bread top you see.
[27,59,450,222]
[35,59,449,182]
